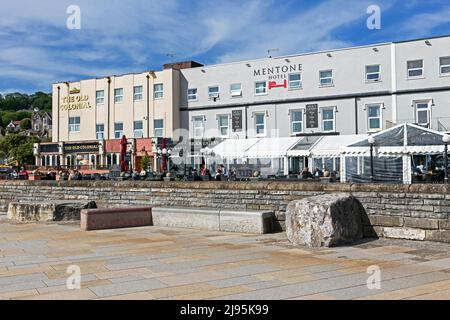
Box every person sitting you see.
[301,167,313,179]
[314,167,323,177]
[215,168,223,181]
[19,166,28,180]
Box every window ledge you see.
[319,84,334,88]
[288,87,303,91]
[407,76,425,80]
[439,73,450,78]
[365,80,382,84]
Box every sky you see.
[1,0,450,94]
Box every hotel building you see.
[36,35,450,172]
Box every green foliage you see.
[0,134,39,165]
[141,155,150,171]
[0,91,51,113]
[20,118,31,130]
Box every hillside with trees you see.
[0,92,51,127]
[0,92,52,165]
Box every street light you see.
[443,134,450,184]
[368,136,376,182]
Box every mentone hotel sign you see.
[253,63,302,89]
[60,88,91,111]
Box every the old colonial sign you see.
[306,104,319,129]
[232,110,243,132]
[64,142,99,154]
[60,95,91,111]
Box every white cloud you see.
[398,6,450,37]
[0,0,399,92]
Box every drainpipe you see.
[354,97,359,134]
[107,77,111,140]
[146,74,150,138]
[57,86,60,142]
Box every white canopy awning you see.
[344,123,449,156]
[212,138,260,159]
[310,134,368,157]
[244,137,303,158]
[286,136,322,157]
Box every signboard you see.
[64,143,99,154]
[305,104,319,129]
[39,143,59,153]
[232,110,243,132]
[60,94,91,111]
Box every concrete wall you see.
[0,181,449,243]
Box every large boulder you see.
[286,193,364,247]
[7,200,97,222]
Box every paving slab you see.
[0,221,449,300]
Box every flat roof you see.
[183,33,450,71]
[54,34,450,84]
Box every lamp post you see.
[443,134,450,184]
[368,136,375,182]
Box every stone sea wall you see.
[0,180,449,243]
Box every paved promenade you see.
[0,218,449,300]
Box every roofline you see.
[51,69,163,86]
[185,33,450,71]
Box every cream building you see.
[36,62,201,171]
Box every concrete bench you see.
[81,206,152,231]
[152,207,274,234]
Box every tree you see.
[31,92,52,112]
[141,155,150,171]
[0,134,39,165]
[20,118,31,130]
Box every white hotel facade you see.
[179,35,450,140]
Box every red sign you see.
[269,80,287,90]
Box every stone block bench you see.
[80,206,152,231]
[7,200,97,222]
[152,207,274,234]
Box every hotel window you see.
[367,104,382,131]
[154,84,163,99]
[96,90,104,105]
[291,110,303,134]
[193,116,205,138]
[407,60,424,78]
[366,65,381,82]
[288,73,302,89]
[230,83,242,97]
[440,57,450,75]
[114,88,123,103]
[319,70,333,86]
[414,101,431,128]
[322,108,335,132]
[133,86,143,101]
[255,81,267,95]
[68,117,80,133]
[187,88,197,101]
[154,119,164,137]
[218,115,229,138]
[134,121,143,138]
[255,112,266,136]
[96,124,104,140]
[208,86,220,99]
[114,122,123,139]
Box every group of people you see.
[200,164,228,181]
[9,166,29,180]
[301,167,324,179]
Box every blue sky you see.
[1,0,450,94]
